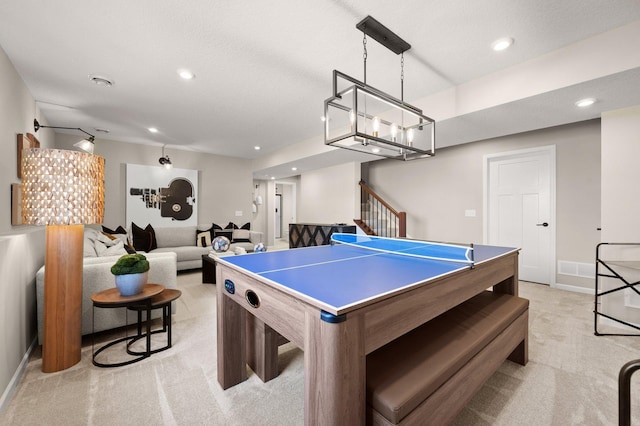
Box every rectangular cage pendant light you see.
[324,16,435,161]
[324,71,435,160]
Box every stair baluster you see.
[355,180,406,238]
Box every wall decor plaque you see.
[17,133,40,179]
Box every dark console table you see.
[288,223,356,248]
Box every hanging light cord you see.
[363,28,368,85]
[400,52,405,104]
[362,27,369,140]
[400,52,406,142]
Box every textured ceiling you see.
[1,1,640,173]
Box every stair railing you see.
[358,180,406,238]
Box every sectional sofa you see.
[99,222,264,271]
[134,223,264,270]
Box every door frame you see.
[483,145,557,287]
[274,180,297,242]
[275,193,282,238]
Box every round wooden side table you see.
[90,283,164,368]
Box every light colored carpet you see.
[2,272,640,425]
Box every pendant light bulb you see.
[390,123,398,141]
[372,117,380,137]
[407,128,415,146]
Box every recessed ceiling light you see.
[575,98,596,107]
[177,69,195,80]
[254,146,261,150]
[148,127,159,133]
[291,167,297,171]
[321,116,326,122]
[491,37,514,52]
[271,177,275,180]
[371,148,381,154]
[88,74,114,87]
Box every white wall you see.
[365,120,601,290]
[600,105,640,327]
[251,181,267,235]
[280,183,295,240]
[0,44,50,408]
[601,105,640,242]
[298,162,360,225]
[252,176,300,246]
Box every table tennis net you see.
[330,233,474,264]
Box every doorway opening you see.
[275,181,297,246]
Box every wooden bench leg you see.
[507,340,527,365]
[246,314,280,382]
[507,311,528,365]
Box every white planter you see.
[114,271,148,296]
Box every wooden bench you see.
[366,291,529,425]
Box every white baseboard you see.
[553,282,594,295]
[0,337,37,414]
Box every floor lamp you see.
[21,148,105,373]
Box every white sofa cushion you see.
[153,245,210,262]
[83,227,99,257]
[93,232,128,256]
[94,239,127,256]
[196,231,212,247]
[154,225,197,248]
[84,227,132,257]
[232,229,251,242]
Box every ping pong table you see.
[215,234,519,425]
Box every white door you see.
[485,146,555,285]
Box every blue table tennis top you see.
[216,243,517,314]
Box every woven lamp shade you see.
[21,148,105,225]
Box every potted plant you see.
[111,253,150,296]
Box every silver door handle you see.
[536,222,549,227]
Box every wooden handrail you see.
[359,181,401,216]
[358,180,406,238]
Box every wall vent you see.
[558,261,595,279]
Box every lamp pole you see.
[42,224,84,372]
